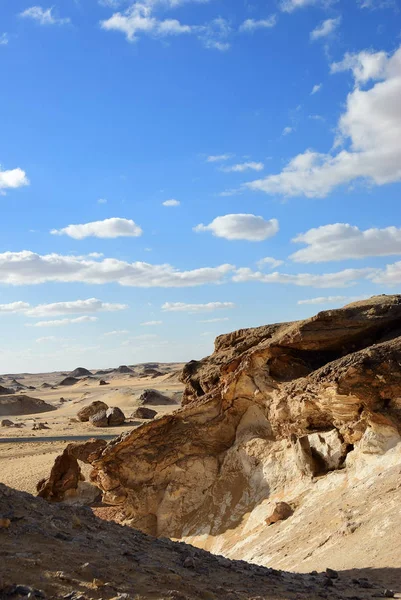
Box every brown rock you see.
[132,407,157,420]
[106,406,125,426]
[89,410,109,428]
[77,401,109,422]
[99,379,109,386]
[265,502,294,526]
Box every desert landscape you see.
[1,295,401,599]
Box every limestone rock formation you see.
[85,295,401,542]
[77,400,108,422]
[37,439,106,502]
[265,501,294,525]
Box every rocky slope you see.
[38,295,401,588]
[0,483,394,600]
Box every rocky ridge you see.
[87,296,401,541]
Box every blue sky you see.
[0,0,400,373]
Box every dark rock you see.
[106,407,125,426]
[132,407,157,420]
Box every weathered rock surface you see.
[133,407,157,419]
[89,410,108,428]
[77,401,108,422]
[85,296,401,544]
[106,406,125,426]
[265,502,294,526]
[1,483,387,600]
[37,439,107,502]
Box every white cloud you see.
[282,126,293,136]
[100,2,192,43]
[357,0,396,8]
[194,214,279,241]
[51,217,143,239]
[0,301,30,314]
[369,260,401,285]
[297,295,366,305]
[36,336,58,343]
[221,162,264,173]
[280,0,336,11]
[29,316,98,328]
[141,320,163,325]
[310,17,341,40]
[197,17,231,51]
[291,223,401,263]
[103,330,130,336]
[0,251,234,287]
[26,298,128,317]
[20,6,71,26]
[331,49,388,84]
[311,83,322,94]
[246,45,401,198]
[256,257,284,269]
[0,166,29,193]
[0,34,9,45]
[199,317,230,323]
[233,266,377,288]
[206,153,233,162]
[239,16,277,32]
[97,198,107,204]
[162,301,235,313]
[162,199,180,207]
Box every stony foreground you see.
[0,483,396,600]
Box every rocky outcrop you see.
[70,367,92,378]
[37,439,107,502]
[53,297,401,544]
[138,389,178,405]
[58,376,79,386]
[116,365,133,374]
[0,395,56,417]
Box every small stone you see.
[383,590,395,598]
[92,578,105,588]
[0,517,11,528]
[183,556,196,569]
[325,568,339,579]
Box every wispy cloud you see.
[51,217,143,239]
[239,16,277,33]
[0,33,9,46]
[220,161,264,173]
[311,83,322,94]
[206,153,233,162]
[20,6,71,26]
[28,316,98,328]
[162,301,235,313]
[310,16,341,40]
[162,199,180,207]
[194,214,279,241]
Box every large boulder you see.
[106,406,125,426]
[89,410,109,428]
[77,401,108,422]
[133,407,157,420]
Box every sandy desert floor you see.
[0,364,184,494]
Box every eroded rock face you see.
[86,297,401,538]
